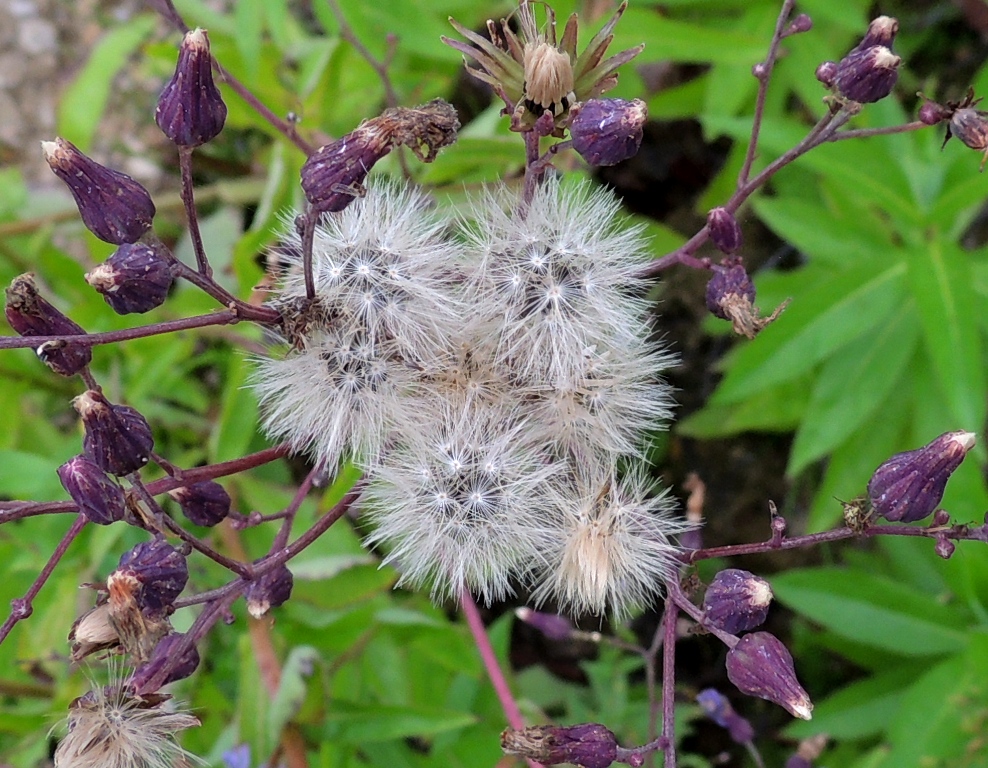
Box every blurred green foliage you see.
[1,0,987,766]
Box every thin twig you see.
[178,147,212,276]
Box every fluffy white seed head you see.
[362,405,562,603]
[534,466,694,619]
[54,686,199,768]
[459,177,652,382]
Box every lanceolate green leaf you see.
[712,261,907,403]
[906,240,987,431]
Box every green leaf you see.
[58,15,157,150]
[267,646,320,747]
[788,304,919,475]
[616,11,766,64]
[323,702,477,743]
[677,376,809,437]
[906,240,987,431]
[772,567,970,656]
[210,354,260,464]
[0,451,65,499]
[712,261,907,402]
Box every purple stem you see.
[300,209,318,300]
[661,599,678,768]
[520,131,543,211]
[0,515,87,645]
[271,465,319,551]
[178,147,212,277]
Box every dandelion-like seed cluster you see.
[255,177,690,617]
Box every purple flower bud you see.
[935,535,955,559]
[245,565,294,618]
[867,431,976,523]
[815,61,837,88]
[5,274,92,376]
[705,261,755,321]
[696,688,755,744]
[41,137,155,244]
[854,16,899,51]
[85,241,176,314]
[130,633,200,694]
[301,129,391,213]
[168,481,231,527]
[932,509,951,526]
[155,28,227,147]
[787,14,813,35]
[707,207,742,254]
[73,390,154,476]
[515,607,575,641]
[703,569,773,634]
[113,538,189,613]
[726,632,813,720]
[58,455,126,525]
[501,723,619,768]
[786,757,813,768]
[569,98,647,166]
[919,100,950,126]
[834,46,900,104]
[949,108,988,167]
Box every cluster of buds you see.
[818,16,901,104]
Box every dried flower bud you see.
[696,688,755,744]
[155,28,227,147]
[726,631,813,720]
[854,16,899,51]
[73,390,154,476]
[41,137,155,244]
[948,108,988,169]
[245,565,294,618]
[569,98,647,166]
[834,46,900,104]
[105,567,172,664]
[867,431,976,523]
[168,481,231,527]
[705,261,787,339]
[501,723,619,768]
[919,100,950,126]
[58,455,126,525]
[703,569,773,634]
[707,207,742,254]
[815,61,837,88]
[113,538,189,613]
[5,274,92,376]
[85,242,176,314]
[515,607,575,641]
[302,100,459,212]
[130,633,201,694]
[935,535,955,559]
[69,601,120,661]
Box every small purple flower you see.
[169,481,231,527]
[155,28,228,147]
[569,98,647,167]
[707,207,742,255]
[834,46,900,104]
[696,688,755,744]
[130,633,201,694]
[703,569,773,634]
[41,137,155,245]
[725,632,813,720]
[5,273,92,376]
[867,431,976,523]
[501,723,619,768]
[58,455,126,525]
[85,241,176,314]
[73,390,154,476]
[113,538,189,613]
[245,565,294,618]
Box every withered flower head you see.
[155,28,227,147]
[5,273,92,376]
[73,390,154,476]
[58,455,126,525]
[705,260,787,339]
[867,430,976,523]
[85,241,176,315]
[444,1,642,133]
[69,600,120,662]
[726,631,813,720]
[41,137,155,245]
[501,723,619,768]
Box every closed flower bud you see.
[786,14,813,35]
[932,508,951,527]
[867,431,976,523]
[41,137,155,244]
[85,242,176,314]
[245,565,294,618]
[854,16,899,51]
[707,207,742,254]
[113,539,189,613]
[726,631,813,720]
[815,61,837,88]
[501,723,619,768]
[168,481,231,527]
[948,108,988,169]
[919,100,950,125]
[130,633,200,694]
[5,273,92,376]
[703,569,773,634]
[73,390,154,476]
[834,46,900,104]
[935,535,955,559]
[58,455,126,525]
[569,98,647,166]
[515,607,575,641]
[155,28,227,147]
[696,688,755,744]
